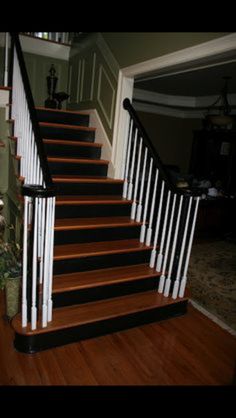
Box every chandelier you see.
[205,76,234,127]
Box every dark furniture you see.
[195,196,236,238]
[189,129,236,238]
[190,129,236,195]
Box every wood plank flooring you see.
[0,290,235,385]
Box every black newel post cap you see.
[123,98,131,109]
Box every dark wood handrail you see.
[10,32,54,189]
[123,98,194,196]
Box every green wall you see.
[101,32,231,68]
[0,46,69,107]
[67,35,118,143]
[0,107,9,193]
[23,51,69,107]
[0,104,21,243]
[0,47,4,85]
[137,110,202,174]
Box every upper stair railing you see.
[9,32,56,330]
[20,32,79,45]
[122,98,200,299]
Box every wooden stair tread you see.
[52,264,161,293]
[52,175,123,184]
[0,86,12,91]
[54,216,142,230]
[48,157,109,165]
[56,195,131,205]
[8,136,17,141]
[43,139,102,147]
[36,107,90,117]
[39,122,95,131]
[12,289,188,335]
[54,239,152,260]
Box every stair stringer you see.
[76,108,115,178]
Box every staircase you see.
[11,107,188,353]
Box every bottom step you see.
[12,291,188,353]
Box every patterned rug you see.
[188,239,236,331]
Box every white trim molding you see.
[121,33,236,78]
[97,65,116,129]
[133,88,236,118]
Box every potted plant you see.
[0,238,22,320]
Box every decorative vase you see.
[5,277,21,319]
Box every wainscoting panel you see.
[97,64,116,129]
[67,34,119,144]
[80,53,96,103]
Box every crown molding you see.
[133,100,203,118]
[133,88,236,118]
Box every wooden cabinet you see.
[189,130,236,195]
[195,197,236,238]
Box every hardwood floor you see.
[0,290,235,386]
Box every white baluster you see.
[22,196,30,327]
[4,32,9,87]
[158,194,176,293]
[39,198,46,285]
[179,197,200,298]
[156,190,171,273]
[27,124,33,184]
[136,147,148,222]
[145,168,159,246]
[128,128,138,200]
[172,197,193,299]
[140,158,153,243]
[47,197,56,322]
[123,119,133,198]
[131,137,143,220]
[163,195,183,297]
[31,197,39,330]
[42,198,51,327]
[121,115,131,181]
[150,180,165,268]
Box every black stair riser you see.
[40,126,95,142]
[54,225,141,245]
[55,203,132,219]
[48,161,108,177]
[44,143,101,159]
[14,300,188,353]
[36,110,89,127]
[55,182,124,196]
[52,276,160,308]
[53,250,152,275]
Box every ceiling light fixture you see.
[205,76,234,127]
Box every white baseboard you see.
[190,299,236,336]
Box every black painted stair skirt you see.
[13,291,188,353]
[12,107,189,353]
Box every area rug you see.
[188,239,236,331]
